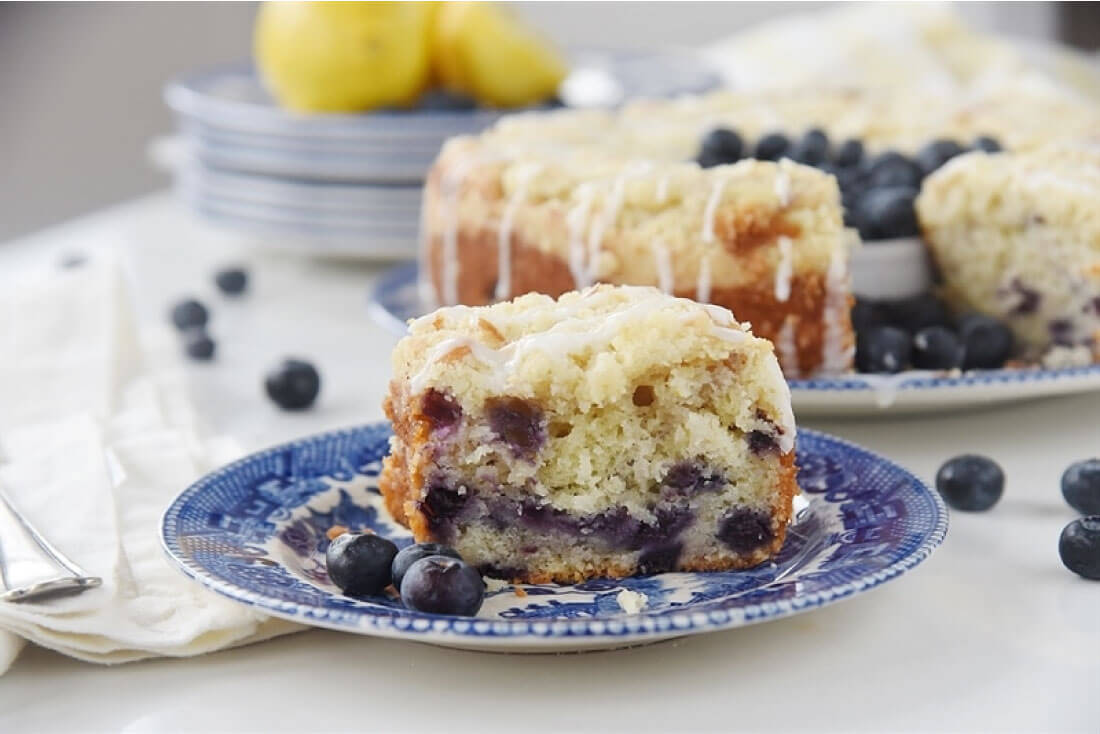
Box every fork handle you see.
[0,487,101,602]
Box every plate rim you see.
[160,423,948,646]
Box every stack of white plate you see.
[164,53,720,258]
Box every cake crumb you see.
[483,577,509,593]
[1040,345,1093,369]
[616,589,647,614]
[326,525,349,540]
[514,586,528,598]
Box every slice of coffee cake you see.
[380,285,798,584]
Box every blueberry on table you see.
[883,292,952,333]
[834,139,864,168]
[789,128,829,166]
[391,542,463,590]
[912,326,965,370]
[265,358,321,411]
[326,532,399,596]
[753,132,790,161]
[958,315,1013,370]
[915,139,965,176]
[214,267,248,296]
[971,135,1002,154]
[400,556,485,616]
[1062,459,1100,515]
[935,455,1004,512]
[856,325,911,374]
[170,299,208,331]
[855,186,920,240]
[697,127,744,168]
[1058,517,1100,580]
[864,151,923,189]
[183,329,216,361]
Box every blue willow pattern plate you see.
[161,423,946,652]
[369,262,1100,418]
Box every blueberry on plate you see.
[915,139,965,176]
[326,533,399,596]
[214,267,248,296]
[1058,516,1100,580]
[400,556,485,616]
[392,542,463,590]
[882,292,952,333]
[1061,459,1100,515]
[265,358,321,411]
[856,325,911,374]
[935,455,1004,511]
[834,139,864,168]
[789,128,829,167]
[170,298,208,331]
[753,132,790,161]
[864,151,923,189]
[958,314,1013,369]
[183,328,216,361]
[697,128,743,168]
[855,186,920,240]
[912,326,965,370]
[971,135,1002,154]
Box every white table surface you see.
[1,193,1097,733]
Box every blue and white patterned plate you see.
[161,423,946,652]
[369,262,1100,417]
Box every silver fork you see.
[0,486,101,602]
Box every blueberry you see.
[697,128,744,168]
[972,135,1002,154]
[1059,517,1100,580]
[183,328,216,361]
[214,267,248,295]
[717,508,774,553]
[936,455,1004,512]
[911,326,964,370]
[958,315,1013,369]
[264,358,321,410]
[884,292,952,333]
[855,186,920,240]
[856,325,911,374]
[325,533,399,596]
[485,396,544,456]
[391,543,462,590]
[421,388,462,431]
[789,128,829,166]
[864,152,923,189]
[834,139,864,168]
[400,556,485,616]
[851,299,888,333]
[170,299,208,331]
[1062,459,1100,515]
[418,89,477,111]
[753,132,790,161]
[915,139,965,175]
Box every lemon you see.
[432,2,568,108]
[254,2,433,113]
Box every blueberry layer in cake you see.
[421,143,855,377]
[380,285,798,584]
[917,145,1100,365]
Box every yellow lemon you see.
[254,2,433,113]
[432,2,568,108]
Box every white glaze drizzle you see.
[774,160,792,207]
[655,175,670,205]
[494,164,542,301]
[438,155,492,306]
[416,184,438,310]
[820,248,855,374]
[775,316,801,378]
[652,240,674,294]
[697,176,729,303]
[774,235,793,303]
[566,184,597,290]
[586,162,653,283]
[695,251,712,303]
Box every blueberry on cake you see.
[380,285,798,584]
[421,141,856,377]
[916,145,1100,365]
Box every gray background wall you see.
[0,2,1068,242]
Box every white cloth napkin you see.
[0,256,299,673]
